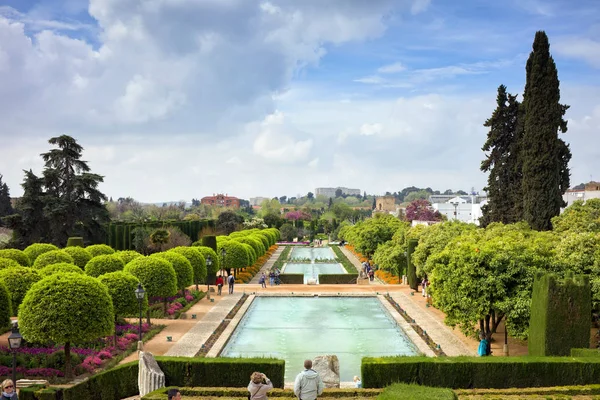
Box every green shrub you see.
[151,252,193,292]
[201,235,217,251]
[278,274,304,284]
[377,383,457,400]
[115,250,143,265]
[39,263,83,277]
[0,249,30,266]
[124,257,177,300]
[66,237,84,247]
[529,273,591,356]
[218,240,249,272]
[191,246,219,274]
[98,271,147,318]
[32,250,74,269]
[0,280,11,329]
[235,236,266,258]
[407,238,418,291]
[23,243,59,263]
[62,246,92,269]
[251,233,270,252]
[571,348,600,357]
[0,267,41,314]
[240,242,256,265]
[84,254,125,277]
[318,274,359,284]
[361,356,600,389]
[62,361,139,400]
[0,257,21,270]
[86,244,115,257]
[169,247,206,287]
[143,387,384,399]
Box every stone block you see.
[138,351,166,397]
[357,278,369,285]
[313,354,340,388]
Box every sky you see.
[0,0,599,203]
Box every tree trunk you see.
[114,315,118,348]
[163,298,168,316]
[65,341,72,379]
[146,308,151,325]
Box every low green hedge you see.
[143,386,383,399]
[278,274,304,284]
[330,245,358,274]
[377,383,456,400]
[362,356,600,389]
[571,348,600,357]
[318,274,358,284]
[62,361,139,400]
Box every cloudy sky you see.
[0,0,599,203]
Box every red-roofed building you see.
[201,193,240,208]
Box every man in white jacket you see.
[293,360,324,400]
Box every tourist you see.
[368,269,374,282]
[247,371,273,399]
[1,379,18,400]
[228,274,235,294]
[477,332,490,357]
[293,360,324,400]
[353,376,362,388]
[269,271,275,286]
[259,273,267,289]
[274,269,280,285]
[216,275,224,295]
[421,277,428,297]
[167,388,181,400]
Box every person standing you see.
[228,274,235,294]
[259,272,267,289]
[294,360,324,400]
[247,372,273,399]
[353,376,362,388]
[216,275,224,295]
[1,379,18,400]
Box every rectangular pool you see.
[220,296,419,381]
[283,263,346,284]
[290,247,336,261]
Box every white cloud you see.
[252,111,313,163]
[554,37,600,68]
[377,62,406,73]
[410,0,431,15]
[360,123,383,136]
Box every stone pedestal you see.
[357,278,369,285]
[313,354,340,388]
[307,278,317,285]
[138,351,166,397]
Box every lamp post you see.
[206,256,212,300]
[134,283,145,344]
[450,201,459,221]
[8,322,23,386]
[221,248,227,278]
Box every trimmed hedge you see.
[107,220,216,250]
[115,250,143,266]
[39,263,83,277]
[571,348,600,357]
[62,361,139,400]
[85,254,125,277]
[124,257,177,300]
[143,386,383,399]
[152,252,194,292]
[361,356,600,389]
[378,383,457,400]
[23,243,59,263]
[86,244,115,257]
[62,246,93,269]
[32,250,74,269]
[278,274,304,284]
[318,274,359,284]
[66,237,84,247]
[0,257,21,270]
[0,249,30,266]
[0,266,41,313]
[169,247,206,287]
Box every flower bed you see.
[376,269,401,284]
[148,289,205,318]
[345,244,369,263]
[234,245,278,284]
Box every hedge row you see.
[318,274,359,284]
[330,245,358,274]
[361,356,600,389]
[278,274,304,284]
[106,220,216,250]
[571,348,600,357]
[143,386,383,399]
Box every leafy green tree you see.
[0,174,13,225]
[522,31,571,231]
[149,229,170,252]
[32,250,74,269]
[169,247,206,290]
[4,171,48,245]
[84,254,125,277]
[151,252,193,293]
[0,267,40,314]
[279,223,298,242]
[551,199,600,233]
[344,213,405,257]
[191,246,219,274]
[480,85,523,226]
[62,246,92,269]
[307,192,314,201]
[0,249,30,266]
[217,210,244,235]
[217,240,249,277]
[0,281,10,329]
[19,273,114,378]
[263,213,283,229]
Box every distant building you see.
[249,197,270,206]
[431,195,485,225]
[315,187,361,198]
[429,194,487,204]
[374,196,402,217]
[562,181,600,209]
[201,193,240,208]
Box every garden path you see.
[248,246,284,284]
[339,245,384,285]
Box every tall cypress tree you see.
[0,174,13,225]
[480,85,523,226]
[522,31,571,231]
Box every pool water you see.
[283,263,346,283]
[220,296,419,381]
[290,247,336,260]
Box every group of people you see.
[361,261,375,281]
[248,360,325,400]
[421,276,430,298]
[258,268,281,288]
[215,273,236,295]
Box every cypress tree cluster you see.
[481,31,571,230]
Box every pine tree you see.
[522,31,571,231]
[0,174,13,225]
[480,85,523,226]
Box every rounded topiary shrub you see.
[218,240,250,273]
[253,232,271,250]
[66,237,84,247]
[115,250,143,266]
[241,243,257,266]
[62,246,93,269]
[0,249,30,267]
[192,246,219,275]
[23,243,59,263]
[0,281,11,329]
[123,257,177,301]
[39,263,84,277]
[32,250,74,269]
[86,244,115,257]
[19,273,114,378]
[0,267,41,314]
[84,254,125,278]
[98,271,147,318]
[0,258,21,270]
[169,247,206,286]
[151,252,193,292]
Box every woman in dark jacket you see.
[1,379,18,400]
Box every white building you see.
[315,187,361,198]
[431,196,485,225]
[562,182,600,209]
[249,197,270,206]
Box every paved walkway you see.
[249,246,284,284]
[339,245,383,285]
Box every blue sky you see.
[0,0,599,202]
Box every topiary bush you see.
[218,240,249,274]
[62,246,93,269]
[378,383,457,400]
[19,273,114,378]
[192,246,219,274]
[0,281,11,329]
[66,237,84,247]
[23,243,59,263]
[151,252,193,292]
[0,257,21,270]
[115,250,143,266]
[252,233,270,253]
[201,235,217,251]
[98,271,147,320]
[85,254,125,278]
[240,243,256,266]
[0,267,41,314]
[39,263,83,277]
[0,249,30,267]
[169,247,206,289]
[32,250,74,269]
[86,244,115,257]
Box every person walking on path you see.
[294,360,324,400]
[247,372,273,399]
[228,274,235,294]
[259,272,267,288]
[216,275,224,295]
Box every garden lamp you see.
[221,248,226,276]
[206,256,212,299]
[8,322,23,385]
[134,283,145,342]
